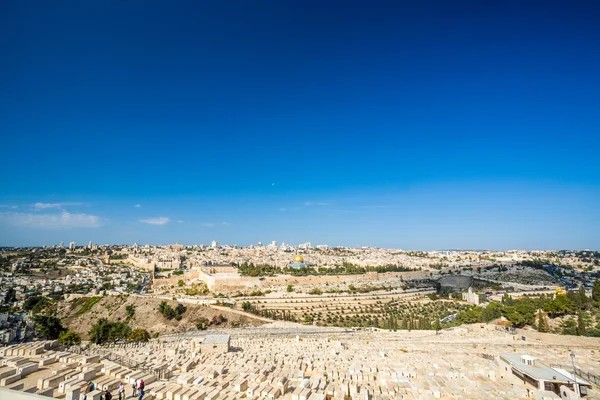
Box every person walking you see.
[83,382,91,400]
[104,390,112,400]
[137,379,145,400]
[117,382,125,400]
[131,381,137,397]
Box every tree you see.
[178,280,185,287]
[593,279,600,303]
[286,284,293,293]
[481,302,502,322]
[196,317,209,330]
[58,330,81,345]
[34,315,66,340]
[576,311,592,336]
[89,319,131,344]
[536,310,549,333]
[501,306,527,328]
[4,287,16,304]
[578,286,589,308]
[501,293,515,306]
[125,305,135,319]
[128,329,150,342]
[242,301,252,312]
[561,317,577,335]
[175,303,187,315]
[23,296,50,314]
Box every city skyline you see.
[1,1,599,249]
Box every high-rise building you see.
[69,242,76,250]
[59,241,64,248]
[87,241,93,249]
[211,240,219,248]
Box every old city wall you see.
[262,270,424,286]
[152,271,197,288]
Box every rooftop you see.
[501,353,590,385]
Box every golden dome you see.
[293,254,304,263]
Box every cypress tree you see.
[536,310,549,333]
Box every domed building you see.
[288,254,308,269]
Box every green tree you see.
[89,319,131,344]
[480,302,502,322]
[125,305,135,319]
[576,311,592,335]
[34,315,66,340]
[561,317,577,335]
[128,329,150,342]
[501,306,528,328]
[4,287,16,304]
[545,294,574,317]
[578,286,589,308]
[536,310,549,333]
[196,317,209,330]
[175,303,187,315]
[286,284,293,292]
[24,296,50,314]
[501,293,514,306]
[242,301,252,312]
[593,279,600,303]
[58,330,82,345]
[178,280,185,287]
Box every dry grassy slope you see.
[56,295,264,339]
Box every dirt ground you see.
[56,294,265,339]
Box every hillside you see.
[56,294,265,339]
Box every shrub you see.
[89,319,131,344]
[158,301,187,320]
[125,305,135,319]
[196,317,209,330]
[58,330,81,345]
[128,328,150,342]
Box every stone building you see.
[462,286,481,305]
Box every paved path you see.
[209,304,273,323]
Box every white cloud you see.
[139,217,170,225]
[202,221,230,227]
[33,202,83,210]
[177,220,184,223]
[134,204,141,208]
[0,211,103,229]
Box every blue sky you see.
[1,1,599,249]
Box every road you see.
[136,273,149,294]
